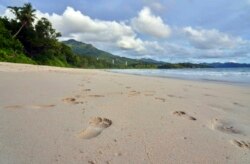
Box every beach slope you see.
[0,62,250,164]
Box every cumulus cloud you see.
[36,7,134,41]
[131,7,171,38]
[117,36,145,51]
[34,7,161,54]
[182,27,245,50]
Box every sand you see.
[0,62,250,164]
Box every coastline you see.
[0,62,250,164]
[107,69,250,87]
[107,68,250,87]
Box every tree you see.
[8,3,36,38]
[35,17,61,39]
[0,19,23,53]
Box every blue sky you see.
[1,0,250,63]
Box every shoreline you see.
[2,62,249,87]
[0,62,250,164]
[106,69,250,88]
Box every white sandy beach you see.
[0,62,249,164]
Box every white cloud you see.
[131,7,171,38]
[1,8,15,19]
[182,26,245,50]
[36,7,134,42]
[117,36,166,56]
[117,36,145,52]
[34,7,149,53]
[35,7,165,56]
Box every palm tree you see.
[8,3,36,38]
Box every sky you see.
[1,0,250,63]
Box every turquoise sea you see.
[110,68,250,85]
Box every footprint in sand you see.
[173,111,186,116]
[78,117,112,139]
[155,97,166,102]
[231,140,250,149]
[173,111,197,121]
[62,97,83,104]
[63,97,77,103]
[210,118,242,135]
[128,90,140,97]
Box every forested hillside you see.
[63,39,158,68]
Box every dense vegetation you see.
[0,3,215,69]
[0,19,34,63]
[1,3,71,66]
[158,63,210,69]
[0,3,119,68]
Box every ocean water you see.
[109,68,250,85]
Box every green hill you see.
[62,39,147,67]
[63,39,113,58]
